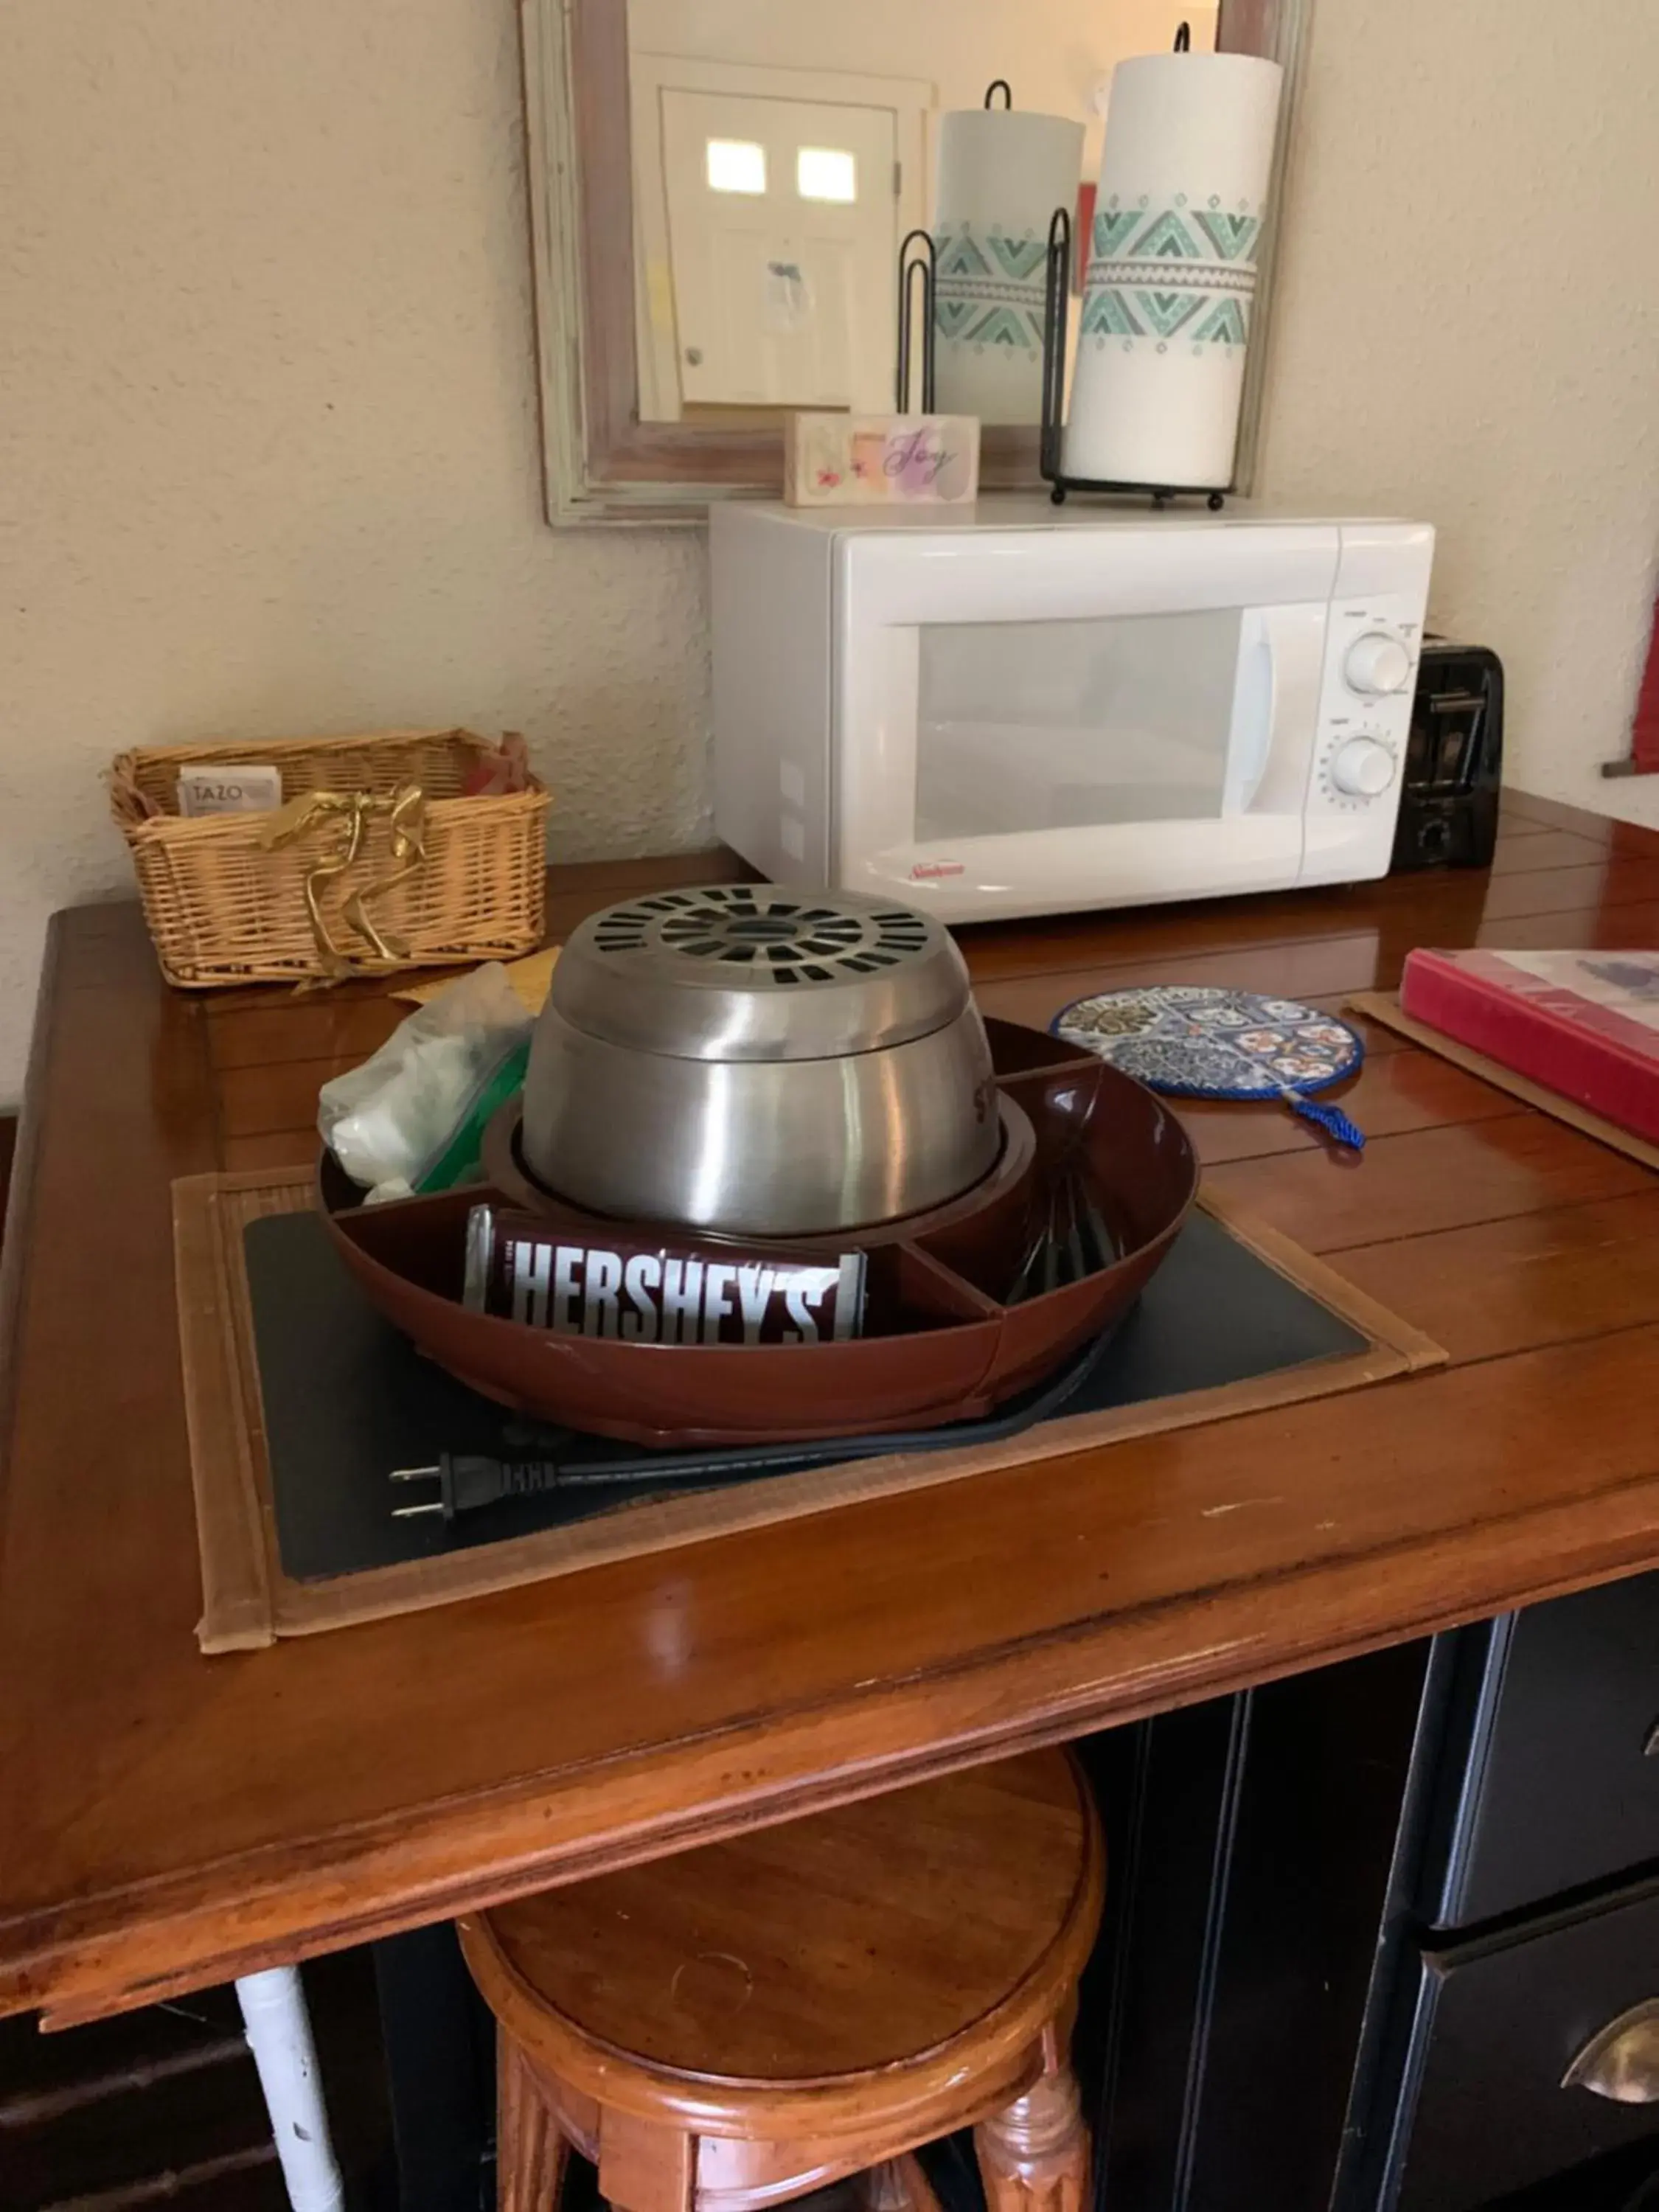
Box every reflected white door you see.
[659,89,899,410]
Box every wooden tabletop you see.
[3,791,1658,2028]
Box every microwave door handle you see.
[1222,610,1276,815]
[1222,604,1327,816]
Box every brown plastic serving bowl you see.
[316,1019,1197,1448]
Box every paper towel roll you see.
[933,108,1085,425]
[1062,52,1282,487]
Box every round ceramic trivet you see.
[1051,985,1367,1150]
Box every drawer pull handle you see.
[1562,2001,1659,2104]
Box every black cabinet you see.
[1387,1877,1659,2211]
[1079,1641,1433,2212]
[1081,1569,1659,2212]
[1425,1574,1659,1929]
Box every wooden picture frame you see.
[519,0,1313,524]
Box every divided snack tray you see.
[316,1020,1199,1447]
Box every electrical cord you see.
[391,1307,1127,1523]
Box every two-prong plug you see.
[389,1454,566,1522]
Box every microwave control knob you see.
[1344,631,1413,697]
[1330,737,1397,799]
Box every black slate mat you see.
[244,1209,1367,1585]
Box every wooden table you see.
[2,790,1657,2033]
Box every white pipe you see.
[237,1966,346,2212]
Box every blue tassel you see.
[1287,1092,1366,1150]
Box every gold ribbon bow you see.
[259,782,428,978]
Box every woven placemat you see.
[173,1170,1444,1652]
[1348,992,1659,1172]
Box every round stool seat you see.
[461,1750,1102,2212]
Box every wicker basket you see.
[110,728,550,989]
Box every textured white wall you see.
[3,0,1658,1101]
[1253,0,1659,829]
[0,1,712,1099]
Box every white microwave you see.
[711,500,1435,922]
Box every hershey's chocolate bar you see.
[463,1206,865,1346]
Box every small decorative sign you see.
[784,412,980,507]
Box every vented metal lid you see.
[547,886,972,1062]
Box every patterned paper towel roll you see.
[933,107,1085,425]
[1063,52,1282,487]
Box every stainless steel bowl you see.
[521,886,1001,1236]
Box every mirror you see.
[628,4,1216,427]
[521,0,1308,520]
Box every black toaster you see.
[1391,639,1504,871]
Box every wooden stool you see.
[459,1750,1103,2212]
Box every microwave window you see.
[915,611,1245,840]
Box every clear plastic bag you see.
[319,964,532,1200]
